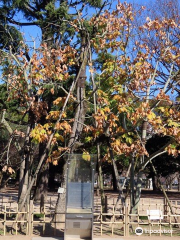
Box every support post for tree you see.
[164,197,167,220]
[28,200,33,235]
[130,155,135,212]
[105,196,108,213]
[97,143,106,220]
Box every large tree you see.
[0,0,111,228]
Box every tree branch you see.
[140,139,173,170]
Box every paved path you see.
[1,236,180,240]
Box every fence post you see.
[28,200,33,235]
[164,197,167,220]
[105,196,108,213]
[4,204,6,235]
[124,204,128,236]
[126,205,129,237]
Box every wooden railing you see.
[0,197,180,236]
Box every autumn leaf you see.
[55,133,64,142]
[82,151,91,161]
[53,160,58,166]
[51,88,55,94]
[8,167,15,174]
[37,88,44,95]
[147,112,156,120]
[2,165,8,172]
[85,136,93,142]
[89,67,95,73]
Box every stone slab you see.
[32,238,63,240]
[32,238,124,240]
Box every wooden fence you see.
[0,197,180,237]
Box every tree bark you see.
[0,171,3,187]
[34,142,49,204]
[18,124,32,207]
[48,163,56,189]
[108,140,125,214]
[152,174,158,191]
[131,121,147,214]
[34,163,49,212]
[112,164,117,191]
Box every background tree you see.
[146,135,180,191]
[83,2,180,214]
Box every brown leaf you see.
[8,167,15,174]
[2,165,8,172]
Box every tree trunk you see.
[152,174,158,191]
[131,170,143,214]
[112,164,117,191]
[48,163,56,189]
[18,125,32,207]
[18,157,25,201]
[34,142,49,204]
[0,171,3,188]
[54,162,67,229]
[131,121,148,214]
[108,141,125,213]
[34,163,49,212]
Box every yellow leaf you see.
[104,107,110,113]
[135,62,143,67]
[147,112,156,120]
[155,117,162,124]
[53,97,62,105]
[55,133,64,142]
[62,112,67,118]
[158,107,165,112]
[82,151,91,161]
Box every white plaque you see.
[58,187,64,194]
[147,210,163,220]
